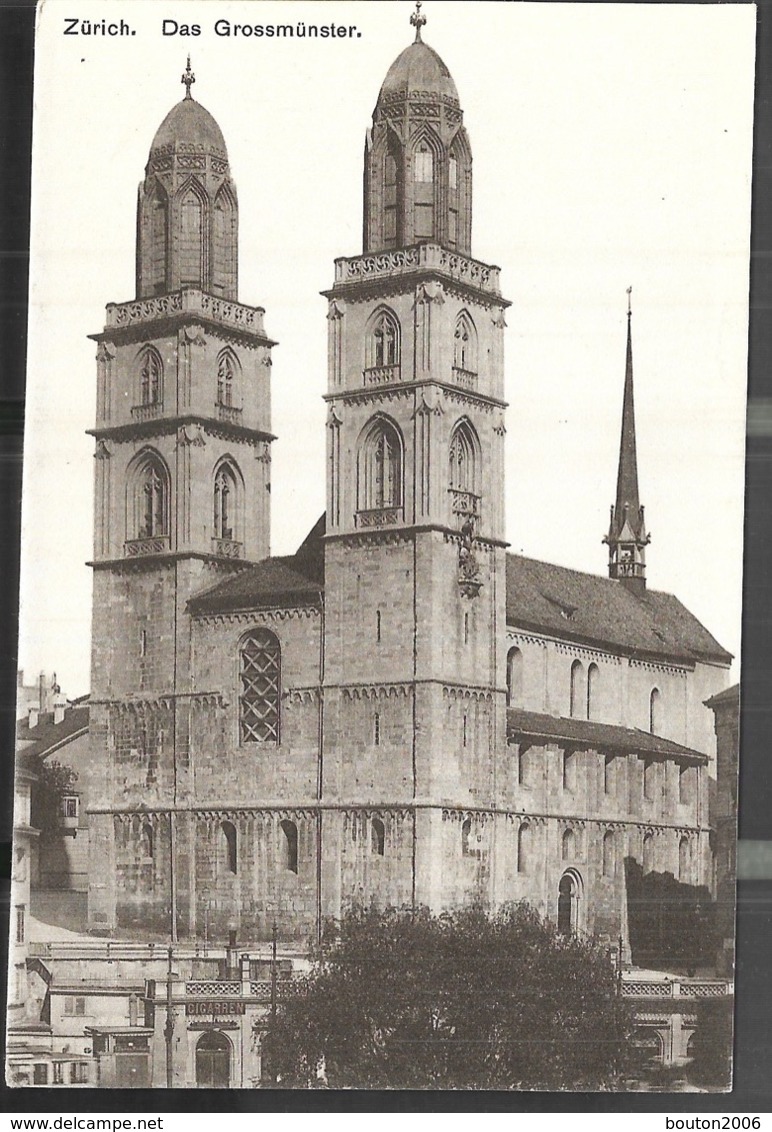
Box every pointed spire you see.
[410,1,426,43]
[181,55,195,100]
[604,289,651,592]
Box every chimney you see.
[28,707,39,729]
[53,699,66,725]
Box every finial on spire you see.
[410,1,426,43]
[182,55,195,100]
[626,285,632,318]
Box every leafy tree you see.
[687,998,733,1090]
[262,903,632,1090]
[31,759,78,831]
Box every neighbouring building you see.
[706,684,740,976]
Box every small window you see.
[569,661,585,719]
[15,905,25,944]
[464,612,469,644]
[517,745,530,788]
[643,832,654,873]
[517,823,530,874]
[678,836,690,882]
[562,828,576,860]
[221,821,237,875]
[649,688,662,735]
[461,817,473,857]
[141,822,154,860]
[462,713,468,748]
[64,996,86,1017]
[140,628,148,657]
[374,712,381,747]
[453,314,477,374]
[71,1063,88,1085]
[139,347,162,406]
[376,610,381,643]
[33,1064,48,1086]
[602,830,615,877]
[506,647,523,708]
[281,819,299,874]
[587,663,599,721]
[213,463,238,541]
[217,351,236,407]
[371,817,385,857]
[60,796,79,820]
[52,1062,65,1085]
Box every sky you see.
[18,0,755,697]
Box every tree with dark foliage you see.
[31,759,78,831]
[687,998,733,1090]
[263,903,632,1090]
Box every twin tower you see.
[86,19,647,939]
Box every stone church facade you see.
[85,33,731,950]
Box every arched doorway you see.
[195,1031,231,1089]
[557,870,582,935]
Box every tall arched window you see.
[461,817,473,857]
[239,629,281,743]
[368,309,400,370]
[413,139,436,241]
[281,819,298,874]
[148,185,168,295]
[587,663,599,721]
[643,832,654,873]
[563,750,577,792]
[139,347,163,406]
[213,463,239,541]
[140,822,153,861]
[414,142,434,183]
[358,417,403,513]
[506,647,523,707]
[448,419,479,497]
[179,182,205,287]
[604,755,614,795]
[216,351,237,407]
[570,661,585,719]
[649,688,663,735]
[678,836,690,882]
[602,830,615,877]
[371,817,385,857]
[383,135,401,248]
[679,764,692,805]
[562,827,576,860]
[130,451,170,542]
[212,183,237,296]
[453,312,477,374]
[221,821,237,875]
[517,823,530,874]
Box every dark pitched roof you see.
[506,554,731,666]
[704,683,740,708]
[507,708,707,764]
[188,511,729,666]
[16,704,90,760]
[189,515,325,615]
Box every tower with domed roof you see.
[86,62,276,934]
[320,4,510,916]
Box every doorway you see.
[195,1031,231,1089]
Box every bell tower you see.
[320,7,510,917]
[87,64,276,935]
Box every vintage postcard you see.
[7,0,752,1091]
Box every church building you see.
[85,15,732,952]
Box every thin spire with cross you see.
[410,1,426,43]
[627,285,632,318]
[181,55,195,100]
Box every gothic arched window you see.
[213,183,237,297]
[139,347,163,407]
[213,462,239,542]
[216,351,236,407]
[281,819,298,874]
[453,312,477,374]
[358,417,403,513]
[130,451,170,542]
[448,419,479,496]
[368,309,400,370]
[239,629,281,744]
[371,817,385,857]
[179,182,205,287]
[148,183,168,295]
[413,139,436,242]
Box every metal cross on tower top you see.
[410,1,427,43]
[182,55,195,99]
[627,285,633,317]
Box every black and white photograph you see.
[6,0,753,1092]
